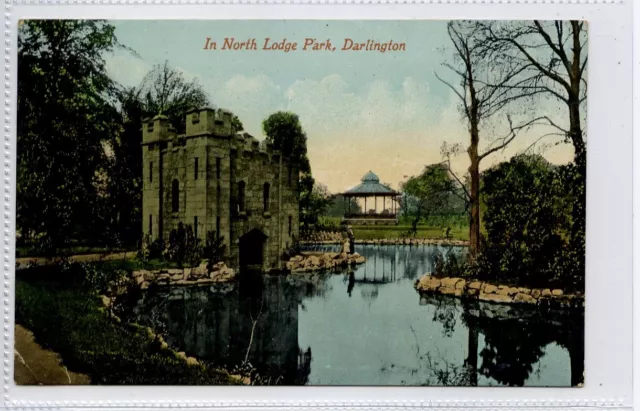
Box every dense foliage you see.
[324,195,361,218]
[472,155,583,291]
[17,20,213,252]
[262,111,310,173]
[17,20,120,253]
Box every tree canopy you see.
[262,111,310,173]
[473,154,581,291]
[17,20,120,252]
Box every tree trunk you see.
[468,121,481,256]
[568,90,586,289]
[568,22,585,288]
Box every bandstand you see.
[342,171,399,226]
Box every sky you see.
[106,20,576,194]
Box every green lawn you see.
[16,245,132,259]
[353,225,469,241]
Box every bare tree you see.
[479,21,587,168]
[436,21,532,255]
[139,60,209,132]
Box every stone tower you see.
[141,107,299,272]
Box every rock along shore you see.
[415,274,584,309]
[132,261,236,290]
[286,252,366,273]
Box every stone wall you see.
[142,108,299,271]
[285,252,365,273]
[415,275,584,309]
[132,262,236,289]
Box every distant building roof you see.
[343,171,398,196]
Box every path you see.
[16,251,137,270]
[14,324,90,385]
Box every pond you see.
[128,244,584,386]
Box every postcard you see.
[12,18,589,388]
[3,3,636,407]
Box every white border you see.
[1,2,635,410]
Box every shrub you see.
[431,248,469,278]
[203,231,226,271]
[164,223,202,267]
[473,154,582,291]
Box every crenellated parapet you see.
[231,131,282,163]
[186,107,233,137]
[142,108,285,163]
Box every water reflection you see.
[130,244,584,386]
[133,273,316,384]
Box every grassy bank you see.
[15,264,237,385]
[16,245,133,259]
[353,225,469,241]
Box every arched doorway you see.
[239,229,268,271]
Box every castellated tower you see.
[141,107,300,272]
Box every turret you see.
[142,114,176,144]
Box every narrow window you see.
[216,157,221,180]
[263,182,270,212]
[288,167,292,186]
[194,157,199,180]
[216,216,221,239]
[171,179,179,212]
[149,161,153,182]
[149,214,153,236]
[238,181,246,212]
[288,216,292,236]
[194,216,198,238]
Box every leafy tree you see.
[299,179,332,228]
[262,111,311,173]
[263,111,320,227]
[473,154,580,291]
[324,195,361,217]
[400,164,458,236]
[17,20,121,253]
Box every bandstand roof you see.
[343,171,398,196]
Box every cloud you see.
[213,74,284,136]
[105,52,151,88]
